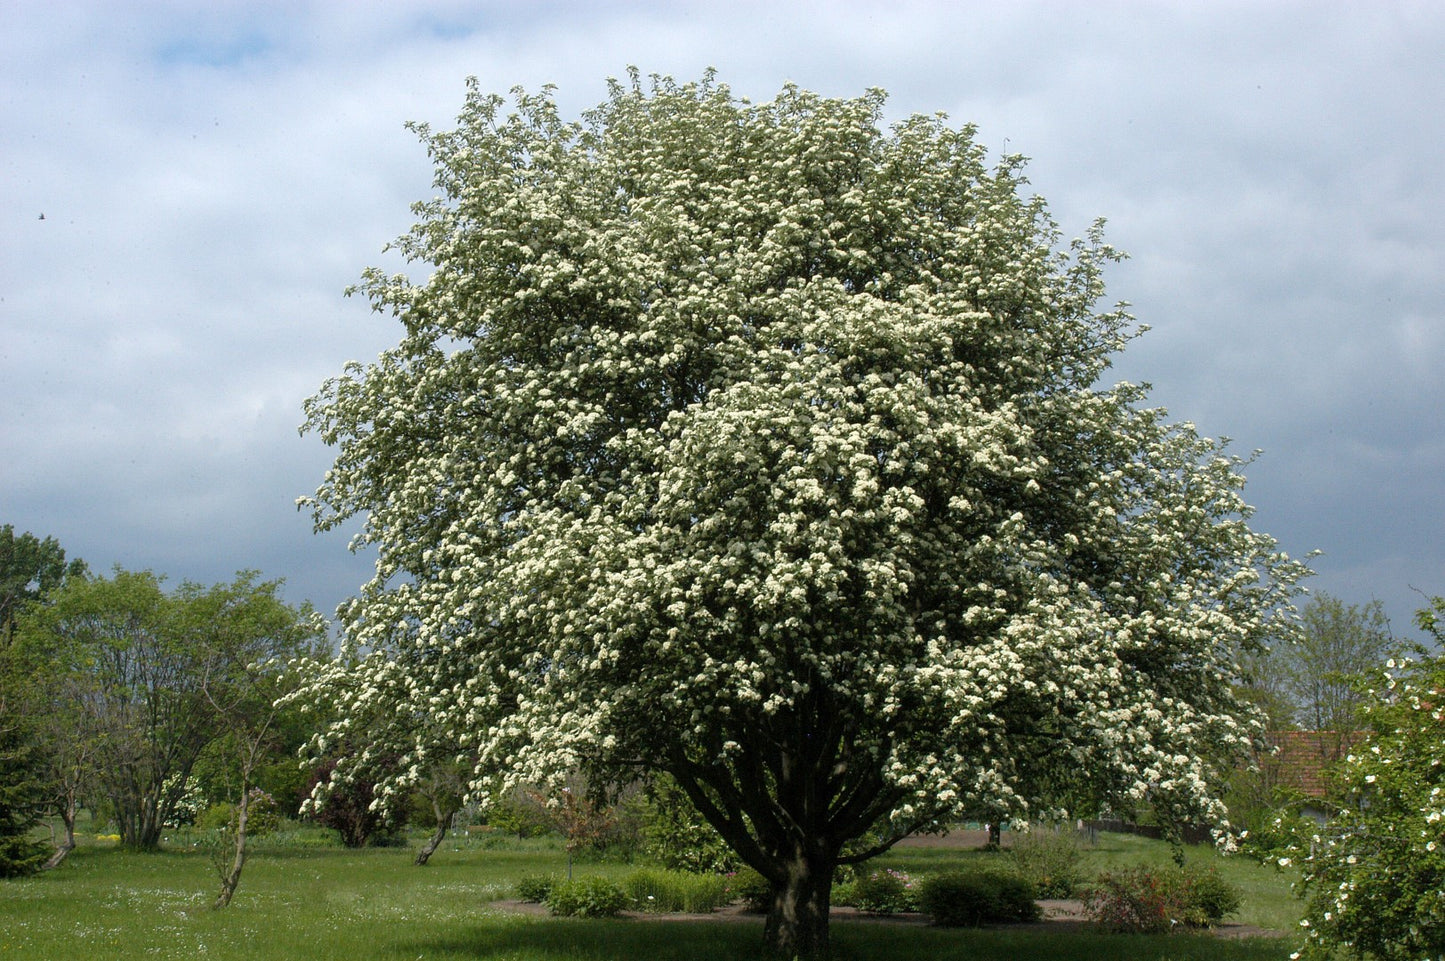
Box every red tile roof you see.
[1261,731,1360,798]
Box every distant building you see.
[1259,730,1361,824]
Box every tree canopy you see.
[0,524,86,646]
[12,568,324,851]
[299,72,1309,956]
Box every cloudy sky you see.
[4,1,1442,640]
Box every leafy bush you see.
[546,875,628,918]
[1083,864,1241,932]
[305,759,402,848]
[1005,823,1086,898]
[197,802,237,833]
[1287,608,1445,961]
[727,866,772,912]
[515,874,557,903]
[485,792,556,839]
[919,870,1041,927]
[622,868,732,913]
[854,868,921,914]
[640,774,738,873]
[1188,867,1242,924]
[197,790,281,839]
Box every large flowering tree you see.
[299,72,1307,957]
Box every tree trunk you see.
[213,790,249,909]
[413,801,455,866]
[42,802,77,870]
[115,789,165,850]
[762,849,835,960]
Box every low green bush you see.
[196,790,282,838]
[853,868,921,914]
[1083,864,1243,932]
[726,866,772,912]
[546,875,628,918]
[1005,823,1086,898]
[514,873,557,903]
[919,870,1041,927]
[1184,866,1243,924]
[622,868,731,913]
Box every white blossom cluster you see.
[293,74,1309,862]
[1288,620,1445,961]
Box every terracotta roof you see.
[1261,731,1360,798]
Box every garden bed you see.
[489,897,1284,938]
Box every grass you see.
[0,825,1299,960]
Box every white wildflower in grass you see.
[294,71,1310,959]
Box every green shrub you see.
[1005,823,1086,898]
[640,774,738,873]
[622,868,732,913]
[727,866,772,912]
[515,874,557,903]
[485,792,555,839]
[197,790,281,838]
[546,875,628,917]
[853,868,921,914]
[919,870,1041,927]
[1083,864,1242,932]
[1182,866,1242,924]
[197,802,237,833]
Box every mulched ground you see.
[487,899,1281,939]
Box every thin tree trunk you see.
[762,848,835,960]
[413,800,455,866]
[213,789,249,909]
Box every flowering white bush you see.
[296,71,1307,957]
[1288,597,1445,961]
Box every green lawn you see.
[0,827,1299,960]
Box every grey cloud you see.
[3,0,1442,635]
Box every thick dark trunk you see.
[114,790,165,850]
[762,850,835,959]
[413,802,455,866]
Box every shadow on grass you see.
[393,917,1290,961]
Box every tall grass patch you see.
[621,868,732,913]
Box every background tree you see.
[1239,592,1394,752]
[0,526,90,868]
[1289,596,1445,961]
[184,573,327,908]
[1292,593,1394,739]
[0,524,87,647]
[299,73,1309,957]
[12,568,318,851]
[408,759,468,866]
[0,683,49,877]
